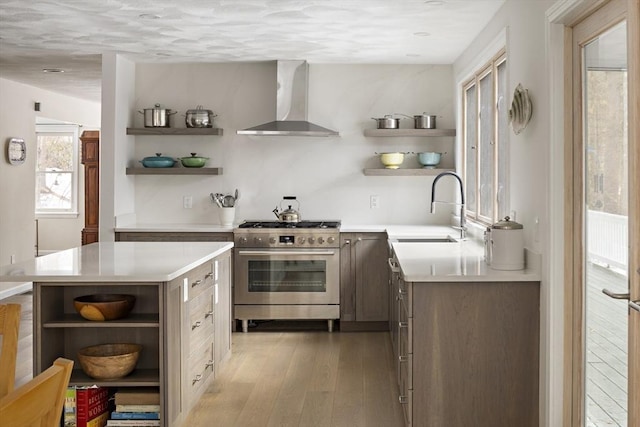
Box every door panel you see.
[568,0,639,425]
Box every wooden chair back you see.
[0,357,73,427]
[0,303,21,398]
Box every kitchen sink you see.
[393,237,459,243]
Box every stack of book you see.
[106,388,160,427]
[63,386,110,427]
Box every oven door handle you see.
[238,250,336,256]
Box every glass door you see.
[569,0,639,424]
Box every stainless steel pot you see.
[138,104,177,128]
[185,105,216,128]
[413,113,436,129]
[372,115,400,129]
[273,196,301,222]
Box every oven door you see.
[234,249,339,305]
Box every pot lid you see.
[143,153,174,161]
[491,216,523,230]
[179,152,209,160]
[186,105,213,114]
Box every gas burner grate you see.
[238,221,340,229]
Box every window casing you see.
[35,124,80,216]
[462,51,508,225]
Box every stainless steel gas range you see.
[233,220,341,332]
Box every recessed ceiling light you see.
[155,53,171,57]
[42,68,65,73]
[138,13,161,20]
[424,1,445,5]
[414,32,431,37]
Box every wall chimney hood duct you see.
[237,60,339,137]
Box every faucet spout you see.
[430,171,466,239]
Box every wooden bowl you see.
[73,294,136,321]
[77,343,142,380]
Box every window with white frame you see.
[35,124,80,216]
[462,50,508,225]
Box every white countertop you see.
[0,242,233,283]
[392,240,540,282]
[115,223,237,232]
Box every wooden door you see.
[80,130,99,245]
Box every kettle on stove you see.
[489,216,524,271]
[273,196,302,223]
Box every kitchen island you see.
[388,239,540,427]
[0,241,234,427]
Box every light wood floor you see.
[184,330,405,427]
[3,291,404,427]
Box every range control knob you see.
[308,237,316,244]
[317,237,325,244]
[240,237,248,244]
[269,237,277,244]
[298,237,306,244]
[327,236,336,244]
[254,237,262,244]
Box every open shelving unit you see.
[127,128,224,136]
[363,168,454,176]
[363,128,456,137]
[126,167,223,175]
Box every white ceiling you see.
[0,0,505,102]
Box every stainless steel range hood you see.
[237,60,339,137]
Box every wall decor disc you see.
[508,83,533,135]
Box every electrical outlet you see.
[10,254,15,264]
[183,195,193,209]
[370,195,380,209]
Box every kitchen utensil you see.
[371,115,401,129]
[376,152,405,169]
[138,103,177,128]
[396,113,436,129]
[413,113,436,129]
[139,153,176,168]
[185,105,217,128]
[223,195,235,207]
[234,188,239,201]
[489,216,524,270]
[273,196,301,222]
[417,151,446,168]
[210,193,223,207]
[77,343,142,380]
[73,294,136,321]
[177,152,209,168]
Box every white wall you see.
[0,78,100,265]
[453,1,559,426]
[126,62,457,226]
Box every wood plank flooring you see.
[184,331,405,427]
[1,291,404,427]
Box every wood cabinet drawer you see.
[188,294,214,354]
[187,262,214,300]
[188,340,214,401]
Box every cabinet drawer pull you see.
[191,321,202,330]
[205,360,214,370]
[398,289,407,295]
[398,355,408,362]
[399,321,408,328]
[205,272,213,279]
[388,257,400,273]
[191,279,202,288]
[399,395,408,404]
[205,310,214,318]
[192,374,202,385]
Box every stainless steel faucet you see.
[430,171,466,239]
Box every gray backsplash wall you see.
[132,62,457,225]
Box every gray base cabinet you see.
[340,232,390,330]
[389,255,540,427]
[116,231,233,242]
[33,251,232,427]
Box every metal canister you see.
[490,216,524,270]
